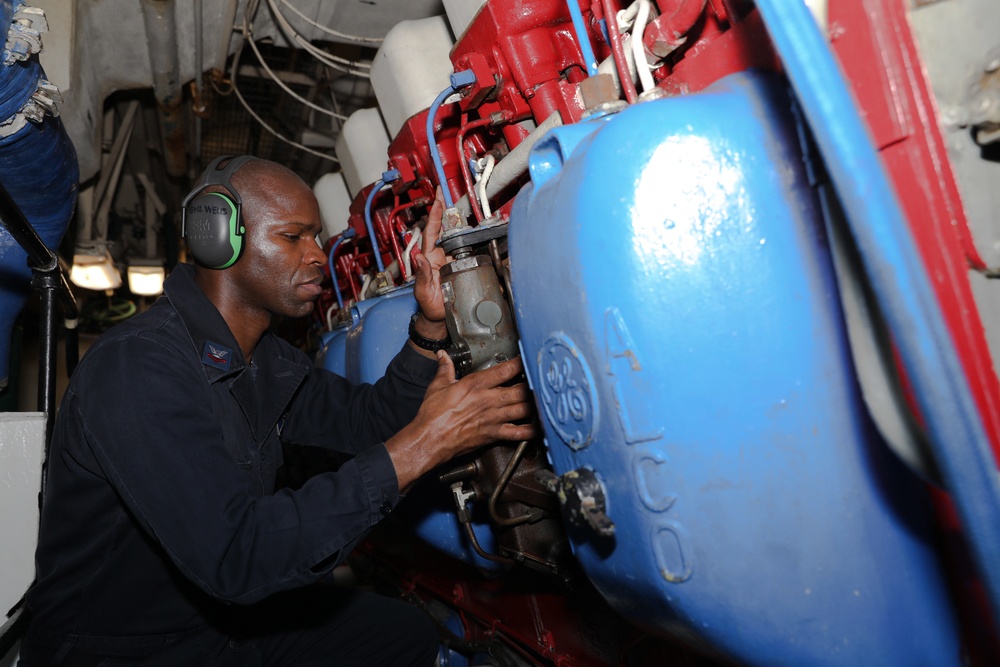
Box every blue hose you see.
[566,0,599,76]
[327,228,355,310]
[755,0,1000,630]
[363,169,400,273]
[426,70,476,208]
[363,179,386,272]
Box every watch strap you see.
[408,313,451,351]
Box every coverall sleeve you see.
[281,342,438,453]
[77,335,402,604]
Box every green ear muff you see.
[181,155,255,269]
[181,192,244,269]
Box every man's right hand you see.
[385,352,538,491]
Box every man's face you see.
[228,175,327,319]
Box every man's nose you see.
[306,237,326,264]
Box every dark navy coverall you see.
[21,264,438,665]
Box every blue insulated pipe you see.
[754,0,1000,630]
[0,0,79,388]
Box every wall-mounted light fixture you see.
[126,259,165,296]
[69,248,121,291]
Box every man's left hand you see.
[411,187,449,341]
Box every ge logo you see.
[537,334,598,450]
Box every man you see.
[20,158,536,665]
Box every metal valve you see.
[537,467,615,538]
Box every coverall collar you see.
[163,263,251,384]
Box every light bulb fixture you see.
[70,249,122,291]
[126,260,166,297]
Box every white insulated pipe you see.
[140,0,186,177]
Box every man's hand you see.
[410,187,449,345]
[385,353,538,490]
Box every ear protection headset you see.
[181,155,256,269]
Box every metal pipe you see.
[462,514,514,566]
[140,0,186,177]
[0,185,57,271]
[193,0,204,167]
[455,113,563,220]
[387,201,417,279]
[438,461,479,486]
[94,101,139,243]
[601,0,638,103]
[383,197,407,279]
[37,268,57,441]
[0,179,77,498]
[488,441,545,528]
[0,608,26,662]
[194,0,203,99]
[754,0,1000,631]
[215,0,240,75]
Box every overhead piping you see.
[140,0,186,177]
[214,0,240,77]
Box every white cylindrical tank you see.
[335,108,391,198]
[369,16,455,137]
[443,0,487,40]
[312,172,352,242]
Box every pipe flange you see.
[439,220,508,255]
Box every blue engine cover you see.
[507,71,961,665]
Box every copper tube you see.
[488,441,543,528]
[387,201,417,279]
[463,519,514,566]
[601,0,639,104]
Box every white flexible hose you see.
[632,0,656,94]
[476,155,496,219]
[326,303,337,331]
[403,226,421,280]
[360,274,371,301]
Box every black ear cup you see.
[182,192,244,269]
[181,155,255,269]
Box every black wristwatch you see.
[408,313,451,351]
